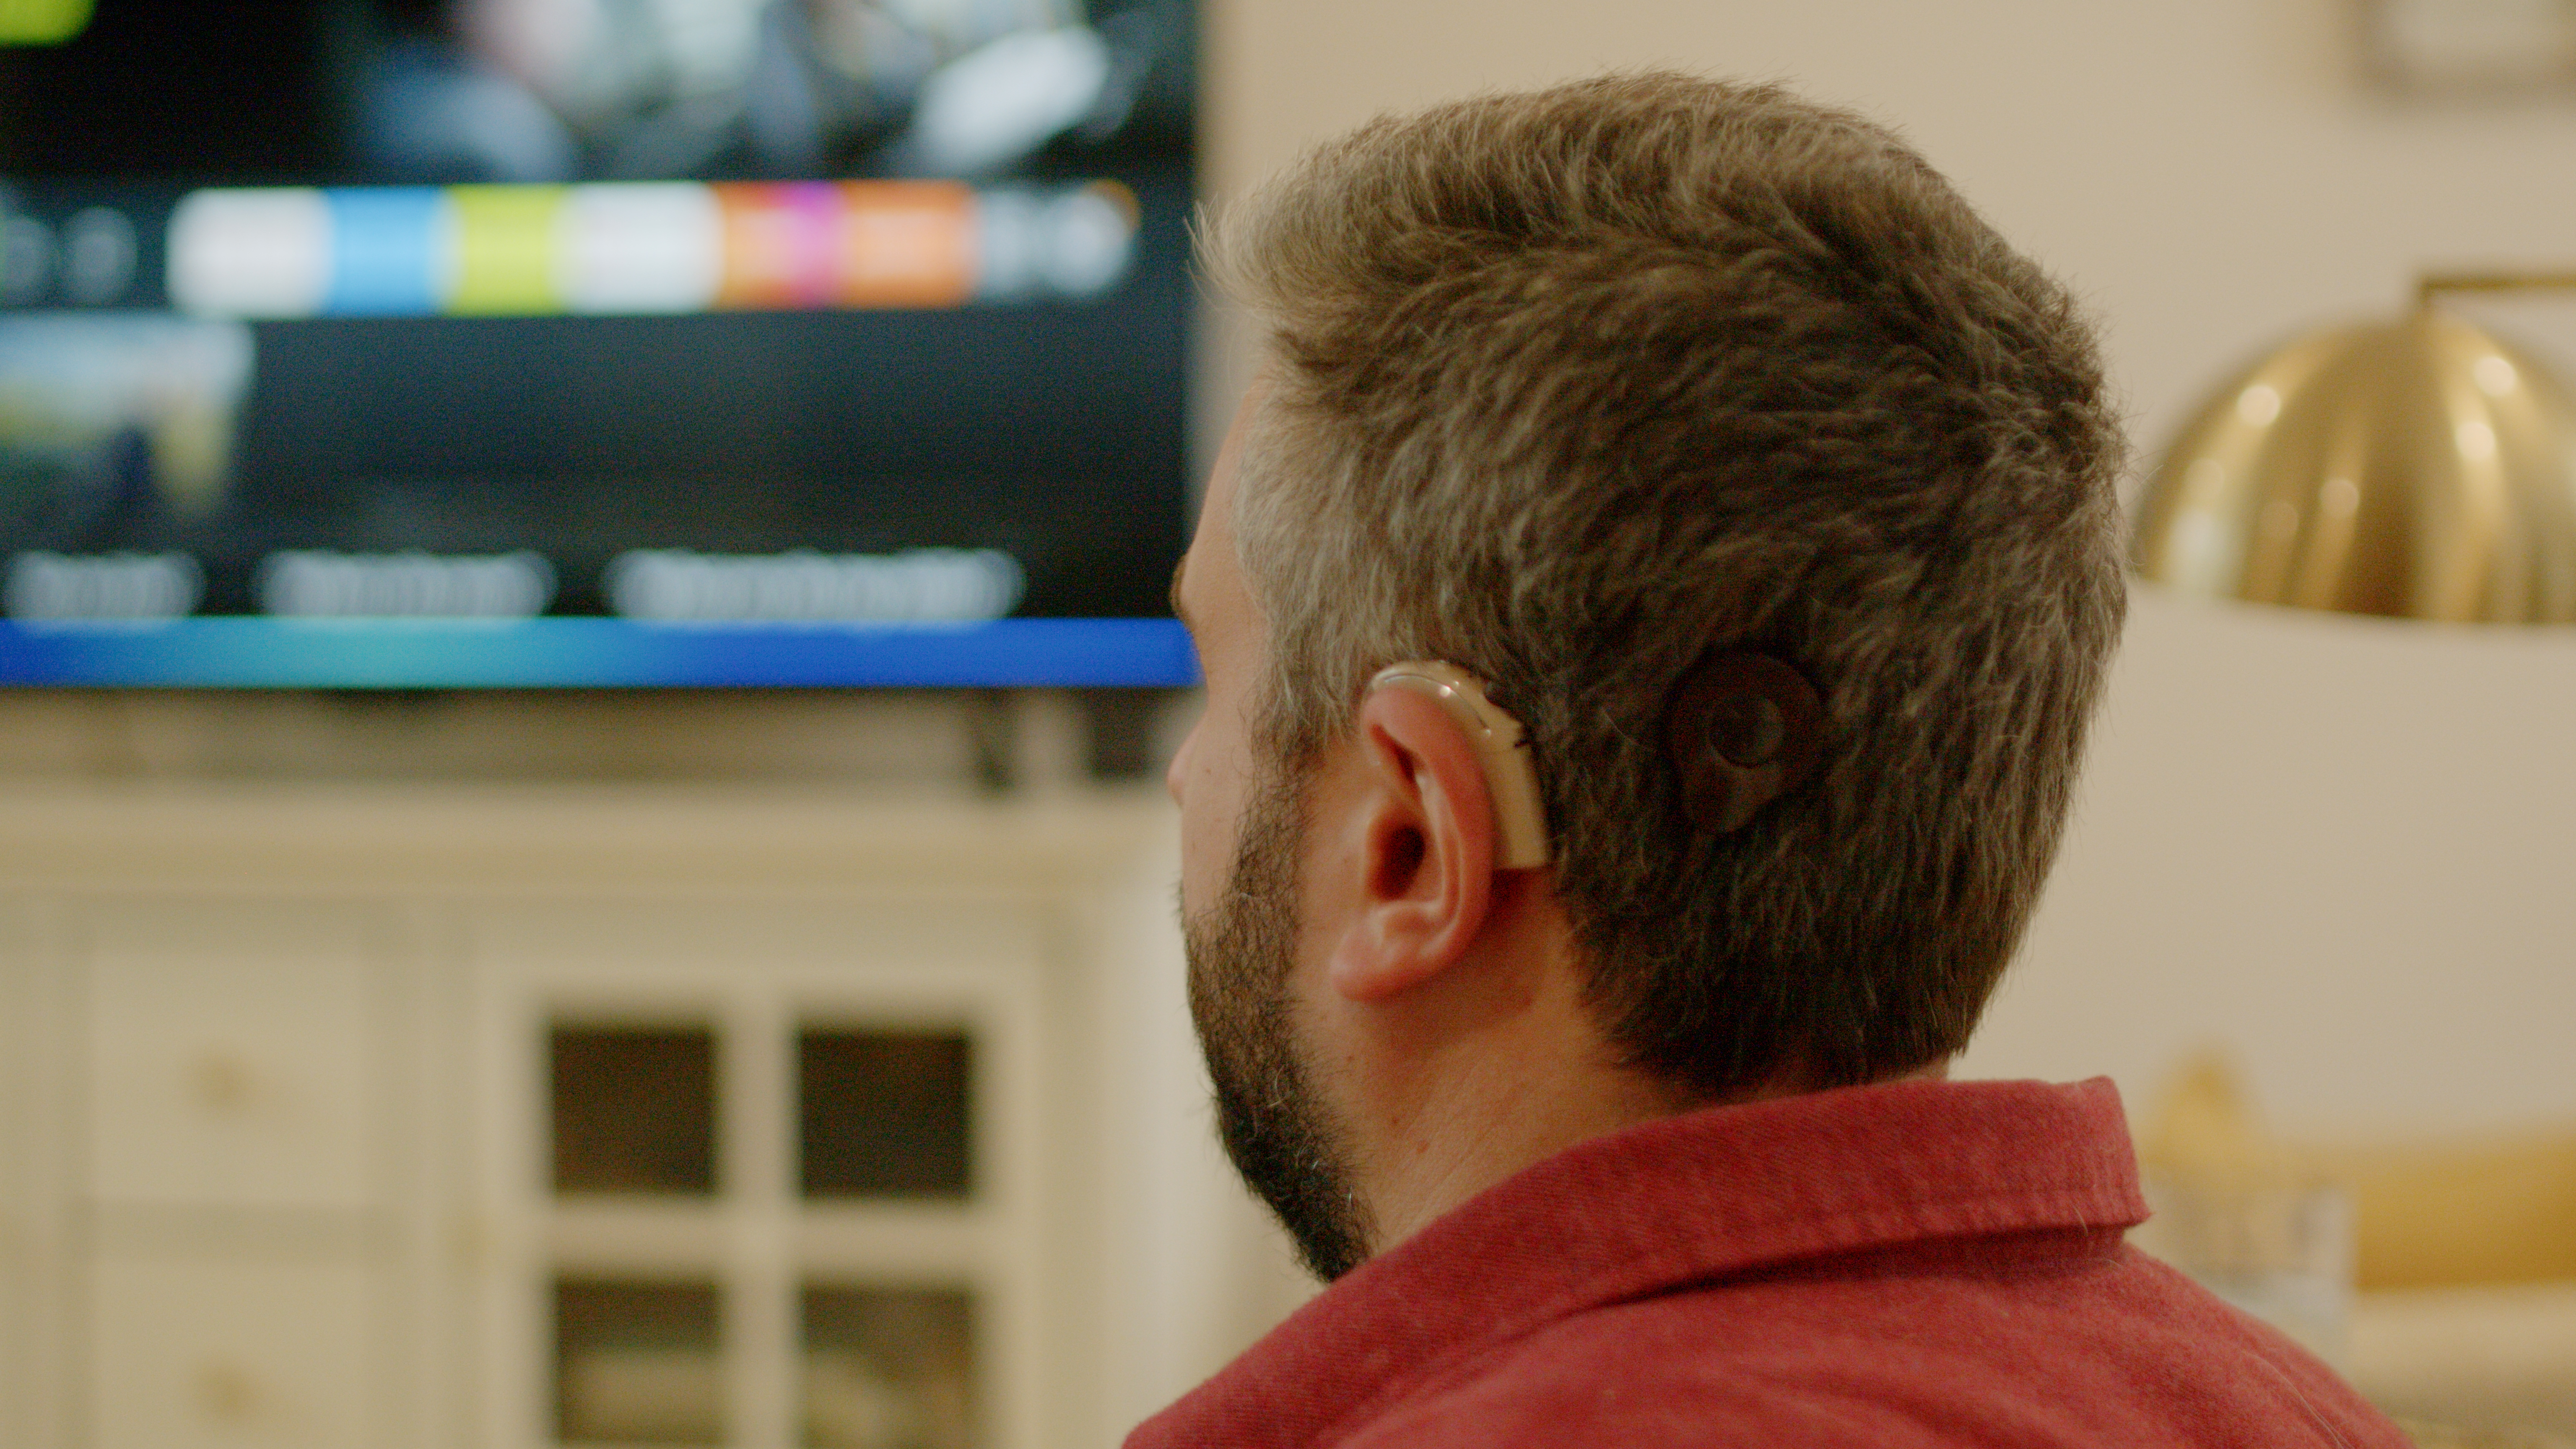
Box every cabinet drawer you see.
[83,903,389,1210]
[87,1252,382,1449]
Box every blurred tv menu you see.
[0,0,1193,626]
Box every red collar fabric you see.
[1127,1078,2147,1449]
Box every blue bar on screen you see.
[0,618,1200,689]
[327,187,444,315]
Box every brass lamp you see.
[2130,274,2576,623]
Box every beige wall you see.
[1205,0,2576,447]
[1205,0,2576,1132]
[1968,589,2576,1134]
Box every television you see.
[0,0,1198,687]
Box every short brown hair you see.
[1205,72,2127,1098]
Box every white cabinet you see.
[463,898,1056,1449]
[82,904,391,1212]
[68,902,408,1449]
[87,1254,385,1449]
[0,784,1302,1449]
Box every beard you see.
[1182,763,1373,1281]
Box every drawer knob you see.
[191,1051,256,1113]
[196,1358,261,1421]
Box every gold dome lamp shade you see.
[2131,273,2576,624]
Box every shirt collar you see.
[1128,1077,2146,1449]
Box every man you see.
[1147,72,2408,1447]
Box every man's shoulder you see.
[1329,1246,2410,1449]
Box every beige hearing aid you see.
[1364,661,1551,869]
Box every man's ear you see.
[1324,683,1499,1003]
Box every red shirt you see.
[1128,1078,2408,1448]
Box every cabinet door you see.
[82,902,388,1210]
[468,898,1051,1449]
[87,1253,382,1449]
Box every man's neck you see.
[1311,885,1697,1260]
[1330,937,1955,1263]
[1354,1042,1703,1257]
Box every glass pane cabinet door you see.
[552,1027,718,1196]
[802,1287,976,1449]
[555,1280,724,1446]
[798,1030,972,1200]
[542,1009,998,1447]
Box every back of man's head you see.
[1204,71,2129,1102]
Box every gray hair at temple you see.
[1198,70,2129,1100]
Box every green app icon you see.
[0,0,93,45]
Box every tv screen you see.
[0,0,1197,686]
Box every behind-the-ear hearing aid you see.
[1664,651,1826,834]
[1364,661,1551,869]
